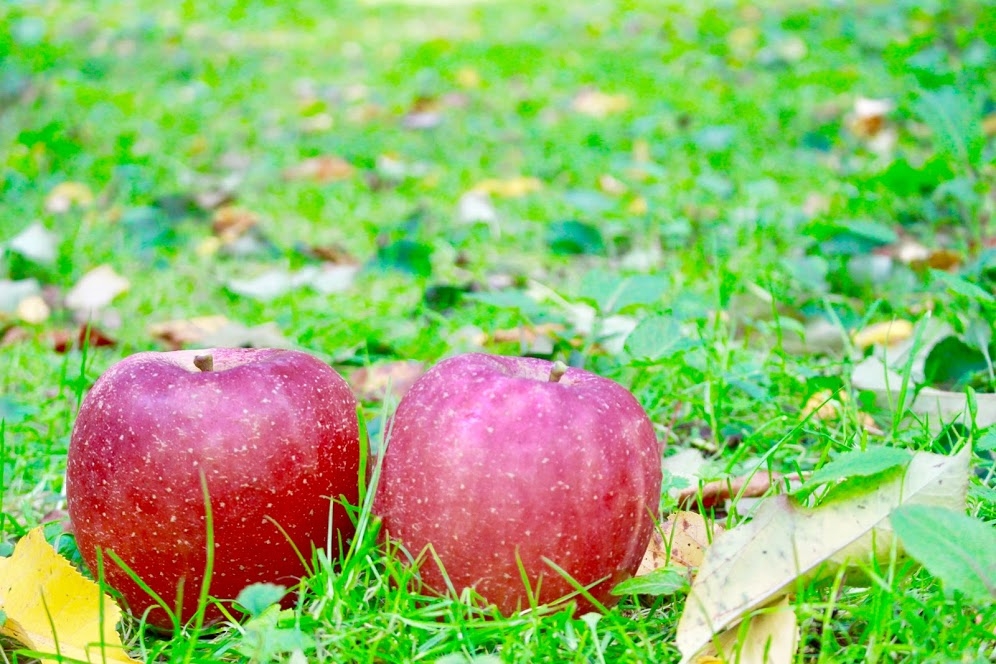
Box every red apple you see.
[373,353,662,615]
[66,348,361,628]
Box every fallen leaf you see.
[402,95,444,130]
[472,176,542,198]
[983,113,996,137]
[348,361,426,403]
[571,88,630,118]
[65,265,129,314]
[661,448,709,499]
[305,243,360,265]
[676,446,971,660]
[44,182,94,214]
[225,266,358,301]
[851,319,914,349]
[846,97,894,138]
[800,390,882,435]
[457,191,498,226]
[638,512,723,575]
[852,319,996,431]
[0,278,42,316]
[212,206,258,243]
[53,324,117,353]
[455,67,481,89]
[597,174,627,195]
[16,294,50,324]
[1,326,32,347]
[0,527,139,663]
[691,597,798,664]
[148,315,231,349]
[846,97,897,153]
[473,323,566,356]
[677,471,804,511]
[283,156,354,183]
[7,222,58,264]
[923,248,961,271]
[199,321,295,349]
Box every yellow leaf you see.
[983,113,996,137]
[572,89,630,117]
[455,67,481,89]
[0,527,139,663]
[851,319,913,349]
[471,176,542,198]
[45,182,94,214]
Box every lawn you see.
[1,1,994,662]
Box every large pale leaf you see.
[677,446,970,662]
[692,596,798,664]
[0,527,138,663]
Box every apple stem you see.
[193,354,214,372]
[549,360,568,383]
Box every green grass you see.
[2,0,995,661]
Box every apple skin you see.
[373,353,662,615]
[66,348,361,628]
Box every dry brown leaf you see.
[349,360,426,403]
[283,155,354,183]
[52,324,117,353]
[920,248,963,272]
[212,206,258,243]
[45,182,94,214]
[846,97,893,138]
[148,315,231,349]
[638,512,724,577]
[572,88,630,117]
[1,326,31,347]
[677,471,803,511]
[64,265,129,313]
[851,320,914,349]
[676,446,970,660]
[307,243,361,265]
[0,527,139,663]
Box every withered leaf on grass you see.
[283,156,354,183]
[7,222,58,265]
[695,596,799,664]
[571,88,630,118]
[676,446,970,661]
[52,324,117,353]
[65,265,129,314]
[0,527,139,663]
[45,182,94,214]
[225,265,358,301]
[148,315,231,349]
[676,471,804,511]
[639,511,724,575]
